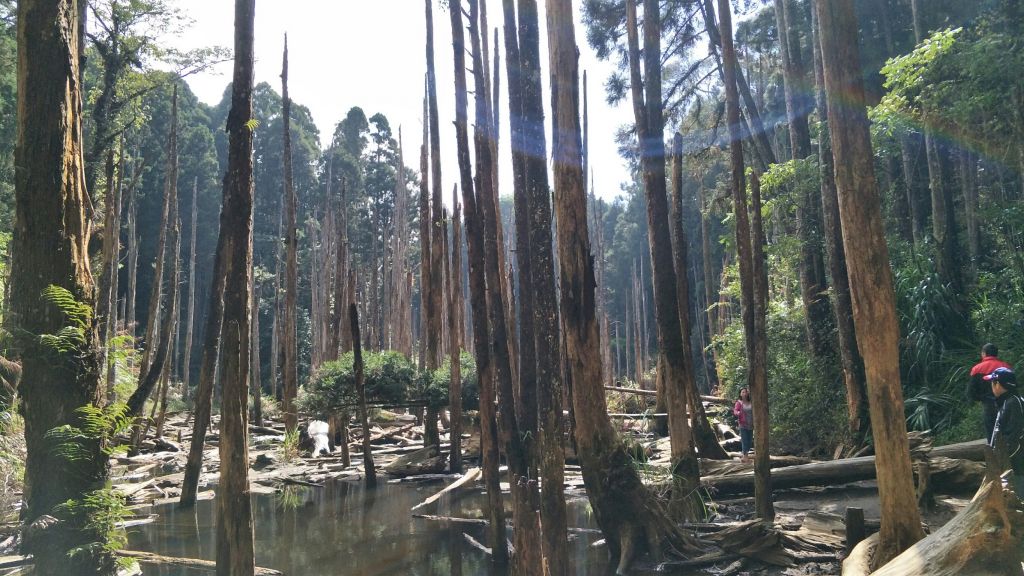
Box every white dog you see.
[307,420,331,458]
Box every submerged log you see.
[843,479,1024,575]
[118,551,283,575]
[410,467,481,511]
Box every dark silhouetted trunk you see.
[350,300,376,487]
[11,0,114,568]
[749,173,774,520]
[448,188,464,474]
[214,1,257,572]
[671,133,728,460]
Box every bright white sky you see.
[171,0,634,202]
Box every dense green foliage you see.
[300,351,415,416]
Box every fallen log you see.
[702,455,984,496]
[348,422,416,446]
[118,551,284,575]
[409,467,481,510]
[843,479,1024,575]
[603,386,732,406]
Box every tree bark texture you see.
[448,0,508,563]
[11,0,115,569]
[815,0,925,566]
[448,190,464,474]
[424,0,443,373]
[214,1,257,572]
[464,1,539,570]
[517,1,571,571]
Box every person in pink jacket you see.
[733,387,753,462]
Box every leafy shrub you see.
[301,350,414,416]
[416,350,479,410]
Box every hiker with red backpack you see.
[969,343,1012,440]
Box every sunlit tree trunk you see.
[718,0,773,520]
[815,0,925,566]
[810,6,867,442]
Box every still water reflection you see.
[129,479,618,575]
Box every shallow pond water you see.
[128,479,621,575]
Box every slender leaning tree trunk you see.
[183,177,199,403]
[12,0,115,570]
[215,0,257,572]
[670,133,728,460]
[547,0,701,571]
[815,0,924,566]
[281,36,299,434]
[448,190,464,474]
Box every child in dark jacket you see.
[986,367,1024,496]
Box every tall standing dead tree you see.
[214,1,257,572]
[718,0,773,520]
[546,0,703,570]
[448,0,508,563]
[281,36,299,434]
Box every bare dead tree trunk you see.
[127,86,180,421]
[268,206,283,401]
[424,0,443,375]
[501,0,538,476]
[182,176,199,404]
[250,278,262,427]
[748,173,774,519]
[449,189,464,474]
[213,3,257,573]
[546,2,703,569]
[449,0,508,563]
[626,0,702,518]
[126,159,140,348]
[281,36,299,434]
[97,143,122,403]
[718,0,774,520]
[815,0,925,565]
[350,300,376,486]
